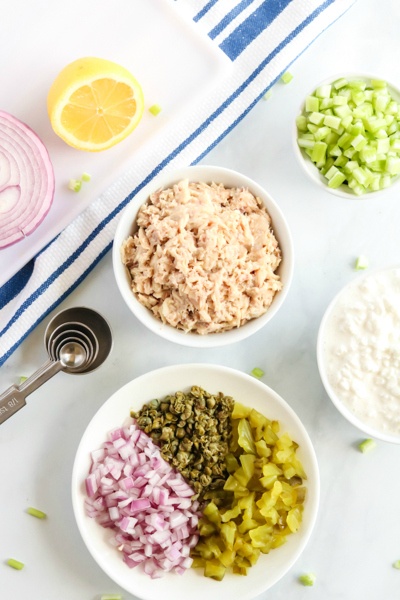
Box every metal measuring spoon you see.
[47,321,99,368]
[44,307,111,372]
[49,331,94,372]
[0,306,112,426]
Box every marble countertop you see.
[2,0,400,598]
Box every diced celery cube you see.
[377,137,390,154]
[325,165,340,180]
[333,104,352,119]
[305,95,320,112]
[328,144,342,157]
[355,255,369,270]
[373,93,390,112]
[334,155,348,168]
[337,132,353,149]
[311,141,327,165]
[314,126,331,141]
[351,134,367,151]
[371,79,387,89]
[385,156,400,175]
[315,84,332,99]
[323,114,341,130]
[328,170,346,188]
[297,137,315,150]
[333,77,348,90]
[296,115,307,132]
[309,112,325,125]
[353,167,369,185]
[348,79,367,91]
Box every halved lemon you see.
[47,57,144,152]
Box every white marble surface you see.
[2,0,400,598]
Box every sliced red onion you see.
[0,111,54,249]
[85,419,200,578]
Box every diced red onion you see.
[85,418,200,578]
[0,110,55,249]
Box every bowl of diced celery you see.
[295,74,400,197]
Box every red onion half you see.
[0,110,55,249]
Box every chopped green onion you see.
[281,71,293,84]
[355,255,369,270]
[68,179,82,192]
[100,595,123,600]
[6,558,24,570]
[299,573,316,586]
[358,438,376,453]
[393,560,400,569]
[251,367,265,379]
[81,172,91,182]
[19,376,27,384]
[149,104,162,116]
[27,506,47,519]
[297,77,400,194]
[263,90,272,101]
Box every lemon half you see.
[47,57,144,152]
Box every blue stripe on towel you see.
[193,0,219,22]
[0,260,34,309]
[0,0,340,364]
[220,0,293,60]
[209,0,255,39]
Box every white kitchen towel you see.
[0,0,355,365]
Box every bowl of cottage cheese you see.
[317,266,400,443]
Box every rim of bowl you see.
[112,165,294,348]
[317,264,400,444]
[293,72,400,199]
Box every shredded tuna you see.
[121,179,282,334]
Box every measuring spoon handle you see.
[0,359,63,425]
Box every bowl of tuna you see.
[72,363,319,600]
[112,165,294,347]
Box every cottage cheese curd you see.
[320,267,400,437]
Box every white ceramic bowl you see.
[317,266,400,443]
[112,165,294,347]
[294,73,400,199]
[72,363,320,600]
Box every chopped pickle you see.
[191,403,307,579]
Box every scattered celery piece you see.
[393,560,400,569]
[27,506,47,519]
[281,71,293,84]
[355,255,369,270]
[6,558,24,570]
[68,179,82,192]
[19,376,27,384]
[263,90,272,100]
[251,367,265,379]
[358,438,376,453]
[149,104,162,116]
[299,573,316,586]
[100,595,123,600]
[81,172,91,182]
